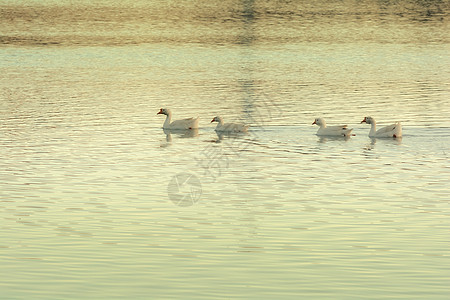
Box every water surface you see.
[1,0,449,299]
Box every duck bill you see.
[210,119,215,123]
[157,109,163,115]
[312,120,316,125]
[360,117,367,124]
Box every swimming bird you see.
[312,118,353,137]
[157,108,199,130]
[210,116,248,132]
[360,116,402,138]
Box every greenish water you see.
[1,1,449,299]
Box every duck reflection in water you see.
[317,135,351,143]
[363,136,403,151]
[214,130,248,143]
[160,128,199,147]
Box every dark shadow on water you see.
[237,0,255,45]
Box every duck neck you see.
[215,117,224,128]
[163,111,172,128]
[369,121,377,137]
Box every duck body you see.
[157,108,199,130]
[361,117,402,138]
[312,118,353,137]
[211,116,248,133]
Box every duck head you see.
[312,118,325,126]
[361,116,374,124]
[211,116,222,123]
[157,108,170,116]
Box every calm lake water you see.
[1,0,449,299]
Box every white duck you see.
[157,108,199,130]
[211,116,249,133]
[361,116,402,138]
[312,118,353,137]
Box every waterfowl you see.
[312,118,353,137]
[361,117,402,138]
[157,108,199,130]
[211,116,248,132]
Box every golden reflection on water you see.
[1,0,448,46]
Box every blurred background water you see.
[1,0,449,299]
